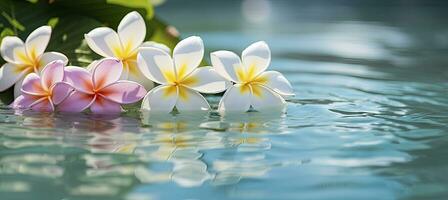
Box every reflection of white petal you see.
[171,160,211,187]
[170,149,203,160]
[212,172,242,186]
[213,160,270,180]
[134,166,171,184]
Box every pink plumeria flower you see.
[0,26,68,97]
[58,58,147,113]
[11,60,72,112]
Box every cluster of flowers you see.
[0,11,293,114]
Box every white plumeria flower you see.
[138,36,230,113]
[0,26,68,97]
[84,11,167,90]
[211,41,294,113]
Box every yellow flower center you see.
[16,48,41,73]
[112,41,139,75]
[161,63,200,101]
[235,64,268,97]
[163,64,198,87]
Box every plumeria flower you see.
[0,26,68,97]
[12,60,72,112]
[84,11,166,90]
[58,58,146,113]
[137,36,229,113]
[211,41,294,112]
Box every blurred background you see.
[1,0,448,200]
[157,0,448,81]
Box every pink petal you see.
[99,81,146,104]
[57,91,95,113]
[11,94,41,109]
[30,98,54,112]
[64,66,94,94]
[51,82,73,105]
[90,96,122,113]
[41,60,65,90]
[92,58,123,90]
[21,73,46,95]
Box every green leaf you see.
[107,0,154,18]
[0,0,179,105]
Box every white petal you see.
[210,50,242,83]
[0,63,29,92]
[257,71,294,96]
[0,36,26,64]
[250,84,286,111]
[242,41,271,77]
[14,77,24,98]
[141,85,178,113]
[120,60,130,80]
[85,60,99,72]
[175,86,210,111]
[173,36,204,79]
[25,26,51,59]
[218,84,251,113]
[126,60,154,90]
[137,47,175,84]
[182,66,230,94]
[85,27,122,58]
[118,11,146,54]
[38,52,68,72]
[141,41,171,54]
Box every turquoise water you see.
[1,1,448,199]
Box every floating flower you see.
[12,60,72,112]
[211,41,293,112]
[137,36,229,113]
[58,58,147,113]
[84,11,165,90]
[0,26,68,97]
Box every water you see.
[1,0,448,199]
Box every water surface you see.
[1,1,448,199]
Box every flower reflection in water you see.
[0,109,288,198]
[138,111,287,187]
